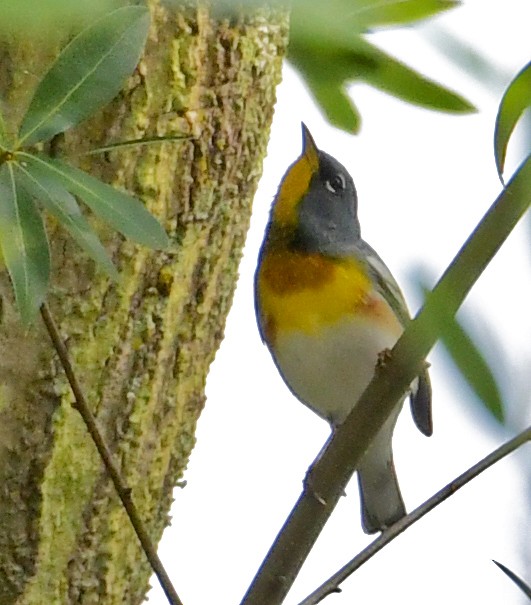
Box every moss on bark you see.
[0,3,288,603]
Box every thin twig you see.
[40,303,183,605]
[299,426,531,605]
[79,134,192,155]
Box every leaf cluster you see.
[0,6,168,325]
[287,0,475,131]
[414,60,531,427]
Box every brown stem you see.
[299,426,531,605]
[40,303,183,605]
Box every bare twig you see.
[79,134,192,155]
[40,303,183,605]
[299,426,531,605]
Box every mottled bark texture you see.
[0,3,288,603]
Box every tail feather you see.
[410,371,433,437]
[357,444,405,534]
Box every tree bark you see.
[0,3,288,603]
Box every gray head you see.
[292,125,361,256]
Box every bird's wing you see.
[360,241,433,437]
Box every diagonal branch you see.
[40,303,183,605]
[299,425,531,605]
[240,157,531,605]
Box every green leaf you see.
[289,34,474,133]
[439,313,504,423]
[18,6,150,146]
[288,0,474,132]
[288,40,365,132]
[336,0,459,29]
[358,39,476,113]
[213,0,457,25]
[417,282,504,424]
[289,0,458,43]
[493,561,531,599]
[423,27,511,92]
[81,134,192,156]
[494,61,531,182]
[297,64,361,132]
[20,153,169,250]
[0,163,50,324]
[309,77,361,133]
[0,1,117,36]
[14,159,118,280]
[0,104,9,149]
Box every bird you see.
[254,123,432,534]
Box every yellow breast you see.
[257,250,400,345]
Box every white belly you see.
[272,316,402,426]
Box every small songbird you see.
[254,124,432,533]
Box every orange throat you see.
[257,249,395,345]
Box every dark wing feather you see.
[410,371,433,436]
[360,241,433,437]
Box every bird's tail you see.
[357,422,405,534]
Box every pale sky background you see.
[150,2,530,604]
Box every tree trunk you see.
[0,3,288,603]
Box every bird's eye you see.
[325,173,346,193]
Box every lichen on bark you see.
[0,3,288,603]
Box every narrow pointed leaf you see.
[439,313,504,423]
[0,104,9,149]
[290,0,459,44]
[0,163,50,324]
[20,154,169,250]
[358,39,476,113]
[18,6,150,146]
[0,2,116,36]
[424,27,511,91]
[300,68,361,132]
[15,160,118,280]
[330,0,460,30]
[289,35,474,134]
[494,61,531,182]
[288,41,363,132]
[310,79,361,133]
[493,561,531,599]
[213,0,457,25]
[82,134,192,156]
[417,282,504,423]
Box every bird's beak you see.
[301,123,319,173]
[271,123,320,227]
